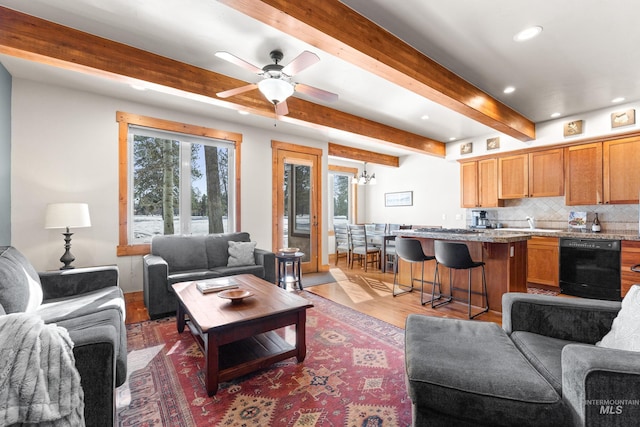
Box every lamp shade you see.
[258,78,294,104]
[45,203,92,229]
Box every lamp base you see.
[59,230,76,270]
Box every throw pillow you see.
[227,241,257,267]
[596,285,640,352]
[23,266,43,312]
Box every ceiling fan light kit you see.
[215,48,338,116]
[258,78,294,105]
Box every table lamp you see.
[45,203,91,269]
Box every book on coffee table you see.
[195,279,239,294]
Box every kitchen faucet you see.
[526,216,535,229]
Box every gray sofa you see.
[143,232,276,319]
[405,293,640,426]
[0,246,127,427]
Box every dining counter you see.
[392,227,640,313]
[394,227,640,242]
[392,228,528,313]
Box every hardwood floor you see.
[124,259,502,328]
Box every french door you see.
[272,141,322,274]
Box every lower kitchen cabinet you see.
[527,236,559,288]
[621,241,640,297]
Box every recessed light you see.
[550,112,561,118]
[513,26,543,42]
[449,137,457,141]
[420,114,430,120]
[612,97,626,103]
[238,110,250,115]
[503,86,515,94]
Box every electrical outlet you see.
[442,214,446,220]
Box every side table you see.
[275,251,304,290]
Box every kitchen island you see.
[393,227,640,312]
[393,228,531,313]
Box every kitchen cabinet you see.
[460,159,503,208]
[529,148,564,197]
[603,135,640,204]
[621,241,640,297]
[565,143,603,205]
[498,149,564,200]
[460,161,478,208]
[527,236,559,288]
[498,154,528,199]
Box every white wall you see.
[363,155,465,228]
[447,100,640,160]
[10,78,331,293]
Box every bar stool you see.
[393,238,443,305]
[432,240,488,319]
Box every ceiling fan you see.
[215,49,338,116]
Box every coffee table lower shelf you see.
[187,321,298,391]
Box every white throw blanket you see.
[0,313,85,426]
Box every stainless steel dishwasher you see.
[559,237,621,301]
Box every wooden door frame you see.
[272,140,323,273]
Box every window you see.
[117,112,242,255]
[328,165,357,231]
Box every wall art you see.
[486,137,500,150]
[460,142,473,155]
[563,120,583,137]
[385,191,413,207]
[611,109,635,128]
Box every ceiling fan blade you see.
[295,83,339,103]
[215,51,263,74]
[281,51,320,76]
[275,100,289,116]
[216,83,258,98]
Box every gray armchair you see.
[503,293,640,426]
[405,293,640,426]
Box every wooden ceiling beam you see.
[219,0,536,142]
[0,6,445,156]
[328,143,399,167]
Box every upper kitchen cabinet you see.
[460,161,478,208]
[498,154,528,199]
[529,149,564,197]
[565,142,603,205]
[460,159,503,208]
[603,135,640,204]
[498,149,564,199]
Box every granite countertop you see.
[394,228,640,243]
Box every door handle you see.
[631,264,640,273]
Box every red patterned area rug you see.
[116,291,411,426]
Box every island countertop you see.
[394,228,640,242]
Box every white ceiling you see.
[1,0,639,157]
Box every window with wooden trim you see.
[328,165,357,232]
[117,112,242,256]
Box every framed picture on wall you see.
[460,142,473,155]
[486,137,500,150]
[611,109,635,128]
[385,191,413,207]
[563,120,583,137]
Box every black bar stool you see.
[432,240,488,319]
[393,238,444,304]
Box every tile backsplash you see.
[469,197,639,232]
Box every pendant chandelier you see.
[352,162,376,185]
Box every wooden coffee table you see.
[172,274,313,396]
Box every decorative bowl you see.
[217,289,253,304]
[278,247,300,254]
